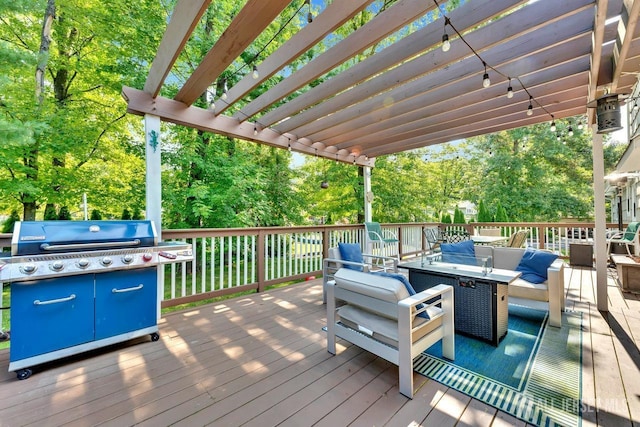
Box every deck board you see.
[0,263,638,426]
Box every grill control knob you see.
[50,261,65,272]
[77,259,90,269]
[20,263,38,275]
[122,254,134,264]
[100,257,113,266]
[142,252,153,262]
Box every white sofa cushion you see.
[508,278,549,301]
[334,268,410,304]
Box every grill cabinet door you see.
[10,275,95,361]
[94,268,157,340]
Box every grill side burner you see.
[5,220,193,380]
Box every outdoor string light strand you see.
[432,0,556,123]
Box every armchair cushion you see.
[515,248,558,284]
[338,242,364,271]
[441,239,475,264]
[371,271,429,319]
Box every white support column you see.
[363,166,372,223]
[144,114,164,321]
[592,126,608,312]
[144,114,162,240]
[363,166,373,253]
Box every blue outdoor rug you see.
[413,305,583,427]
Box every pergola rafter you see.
[123,0,640,166]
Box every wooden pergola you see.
[122,0,640,311]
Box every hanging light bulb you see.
[577,120,584,130]
[633,101,639,112]
[506,78,514,98]
[568,126,574,137]
[442,17,451,52]
[550,118,556,132]
[252,65,259,79]
[556,133,561,141]
[482,63,490,88]
[526,96,533,116]
[442,33,450,52]
[221,79,228,101]
[253,126,258,136]
[305,0,313,23]
[209,100,215,110]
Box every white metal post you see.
[363,166,373,253]
[592,126,608,312]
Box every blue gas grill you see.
[3,220,192,380]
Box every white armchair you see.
[326,268,454,398]
[322,245,398,304]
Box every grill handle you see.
[39,239,141,252]
[34,294,76,306]
[112,284,144,293]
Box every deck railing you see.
[0,221,621,311]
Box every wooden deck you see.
[0,265,638,427]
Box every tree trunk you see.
[23,0,56,221]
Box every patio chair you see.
[507,230,528,248]
[364,222,399,259]
[322,244,399,303]
[423,228,444,254]
[607,222,640,256]
[326,268,454,398]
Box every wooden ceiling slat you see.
[611,0,640,91]
[232,0,438,122]
[143,0,211,98]
[325,61,589,148]
[292,12,594,141]
[260,0,526,129]
[174,0,292,106]
[336,73,589,151]
[352,84,588,151]
[367,99,588,157]
[214,0,372,115]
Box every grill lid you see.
[12,220,158,256]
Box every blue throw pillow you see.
[371,271,429,319]
[440,239,476,265]
[515,248,558,284]
[338,242,364,271]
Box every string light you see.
[253,126,258,136]
[441,17,451,52]
[482,62,490,88]
[305,0,313,23]
[434,0,556,128]
[287,138,292,151]
[221,79,228,100]
[567,126,574,137]
[252,65,259,79]
[550,117,556,132]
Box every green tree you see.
[494,201,508,222]
[453,207,466,224]
[121,209,132,220]
[476,200,493,222]
[58,206,71,220]
[0,0,164,220]
[90,210,102,220]
[2,210,20,233]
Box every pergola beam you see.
[214,0,373,116]
[232,0,438,122]
[174,0,292,106]
[122,86,374,166]
[143,0,211,98]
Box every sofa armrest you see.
[546,258,565,327]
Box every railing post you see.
[322,227,329,259]
[257,229,266,292]
[397,225,403,258]
[536,225,544,250]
